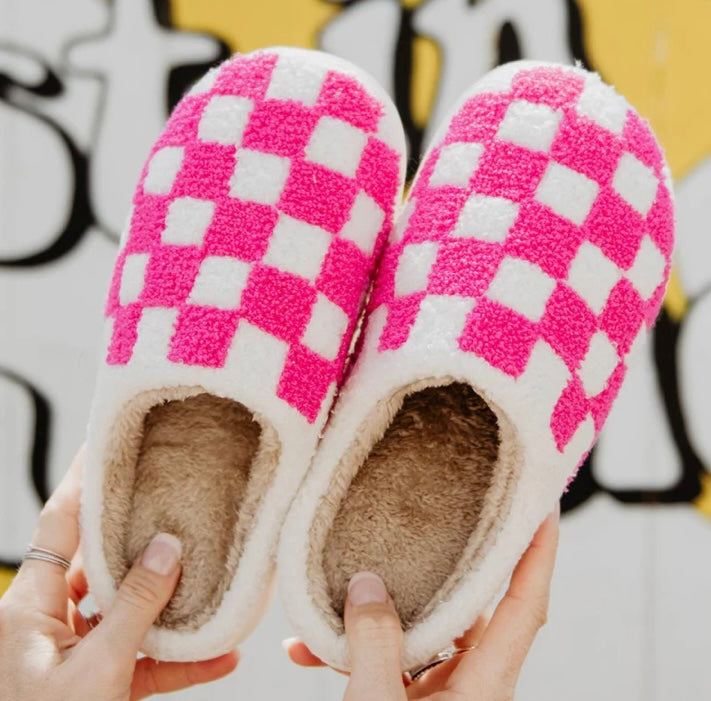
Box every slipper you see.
[81,46,406,662]
[278,60,674,671]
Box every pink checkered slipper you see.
[81,47,405,662]
[278,60,674,671]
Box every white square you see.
[613,152,659,216]
[394,241,440,297]
[562,414,596,462]
[188,256,251,309]
[486,257,556,322]
[406,295,476,352]
[198,95,254,145]
[339,191,385,256]
[262,215,332,282]
[131,307,178,361]
[429,142,484,188]
[535,162,599,226]
[518,340,572,413]
[566,241,622,314]
[304,116,369,178]
[225,321,289,396]
[626,235,666,299]
[265,57,327,105]
[576,73,629,135]
[119,253,149,305]
[143,146,184,194]
[626,325,648,364]
[301,293,349,360]
[230,149,291,205]
[452,193,519,242]
[578,331,620,397]
[496,100,563,152]
[161,197,215,246]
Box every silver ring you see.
[24,545,72,570]
[405,645,476,682]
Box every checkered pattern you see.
[104,51,402,423]
[370,65,673,452]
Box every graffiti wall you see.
[1,1,710,698]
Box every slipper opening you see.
[307,379,521,631]
[101,388,280,631]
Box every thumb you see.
[92,533,182,664]
[343,572,407,701]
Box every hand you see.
[0,447,238,701]
[286,506,560,700]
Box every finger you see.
[343,572,407,701]
[283,638,328,668]
[130,652,239,700]
[12,446,84,620]
[67,561,88,606]
[449,507,560,694]
[80,533,182,667]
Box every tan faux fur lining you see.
[101,386,281,631]
[307,378,521,632]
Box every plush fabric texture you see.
[81,46,406,663]
[278,60,674,672]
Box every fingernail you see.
[348,571,388,605]
[554,500,561,517]
[281,636,299,653]
[141,533,182,575]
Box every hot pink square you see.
[551,377,589,451]
[214,52,277,100]
[169,306,240,367]
[157,94,211,147]
[125,193,169,254]
[278,344,337,423]
[355,137,401,211]
[511,67,584,109]
[404,186,469,243]
[203,199,277,262]
[539,283,597,371]
[172,141,236,201]
[140,246,202,307]
[317,72,383,132]
[242,100,318,157]
[550,110,623,186]
[470,141,550,202]
[316,238,369,318]
[106,303,143,365]
[589,362,626,431]
[279,161,357,234]
[459,299,538,377]
[428,239,504,298]
[445,93,510,146]
[240,265,316,343]
[378,294,426,351]
[599,278,644,355]
[504,200,583,279]
[368,246,400,309]
[623,112,664,175]
[646,184,674,259]
[584,188,644,269]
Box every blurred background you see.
[1,0,710,698]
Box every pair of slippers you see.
[81,47,674,671]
